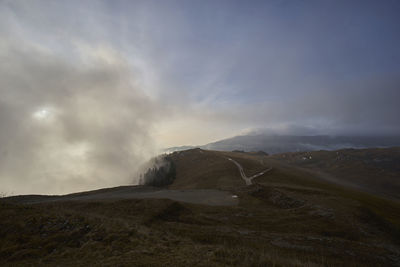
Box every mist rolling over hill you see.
[2,0,400,266]
[2,0,400,196]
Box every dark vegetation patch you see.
[319,229,361,241]
[248,184,305,209]
[140,155,176,187]
[358,206,400,244]
[0,202,92,262]
[271,185,329,196]
[144,201,191,225]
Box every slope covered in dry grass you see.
[1,148,400,266]
[271,147,400,199]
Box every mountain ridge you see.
[165,134,400,154]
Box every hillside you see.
[271,147,400,199]
[1,148,400,266]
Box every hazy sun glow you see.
[33,108,50,120]
[1,0,399,196]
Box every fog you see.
[0,39,161,195]
[1,1,399,195]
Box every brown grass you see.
[1,148,399,266]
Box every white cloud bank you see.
[0,39,161,195]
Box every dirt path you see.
[227,158,272,185]
[4,186,238,206]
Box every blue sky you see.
[1,0,399,194]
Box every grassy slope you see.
[270,147,400,199]
[1,148,400,266]
[168,149,268,190]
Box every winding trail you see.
[228,158,272,185]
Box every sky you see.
[1,0,400,195]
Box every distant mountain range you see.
[164,134,400,154]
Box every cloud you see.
[0,39,161,195]
[1,1,399,194]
